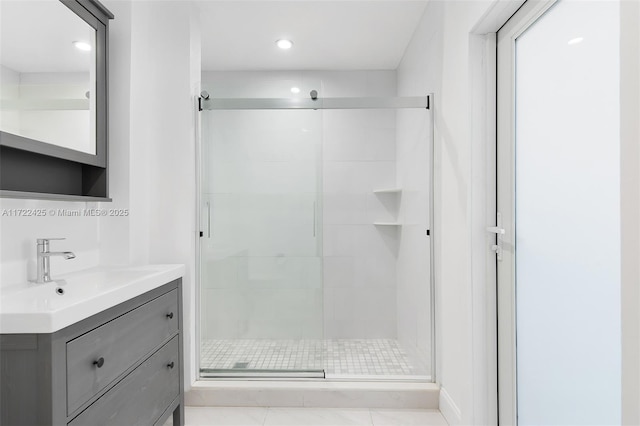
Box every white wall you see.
[125,0,200,389]
[0,199,101,285]
[396,1,496,423]
[103,0,201,389]
[99,0,132,267]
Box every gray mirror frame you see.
[0,0,113,168]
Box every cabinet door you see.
[69,336,179,426]
[67,289,178,414]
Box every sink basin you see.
[0,264,185,333]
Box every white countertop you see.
[0,264,185,334]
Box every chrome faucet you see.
[36,238,76,283]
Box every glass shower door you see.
[199,108,324,378]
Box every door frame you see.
[496,1,582,424]
[462,0,636,423]
[494,1,640,423]
[194,95,436,381]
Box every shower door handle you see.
[313,201,316,237]
[207,201,211,238]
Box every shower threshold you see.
[200,369,325,379]
[185,380,440,409]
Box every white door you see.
[497,1,621,424]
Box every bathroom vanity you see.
[0,265,184,426]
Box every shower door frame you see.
[195,94,436,382]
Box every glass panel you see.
[515,1,621,424]
[321,107,432,380]
[200,107,324,377]
[394,107,433,379]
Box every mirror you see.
[0,0,106,163]
[0,0,113,199]
[0,0,96,154]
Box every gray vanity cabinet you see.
[0,279,184,426]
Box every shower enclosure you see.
[198,77,433,381]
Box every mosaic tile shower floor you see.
[200,339,425,376]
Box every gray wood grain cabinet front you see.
[0,279,184,426]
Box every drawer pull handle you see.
[167,362,175,369]
[93,357,105,368]
[166,312,174,319]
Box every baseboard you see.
[439,386,462,425]
[186,380,440,409]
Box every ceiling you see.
[197,1,429,71]
[0,0,429,73]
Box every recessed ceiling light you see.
[568,37,584,45]
[291,87,300,94]
[276,39,293,50]
[73,41,92,51]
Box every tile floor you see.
[178,407,448,426]
[201,339,426,376]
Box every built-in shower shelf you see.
[373,188,402,194]
[373,189,401,226]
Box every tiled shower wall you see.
[321,80,398,339]
[201,70,398,340]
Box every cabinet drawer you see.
[69,336,180,426]
[67,289,178,414]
